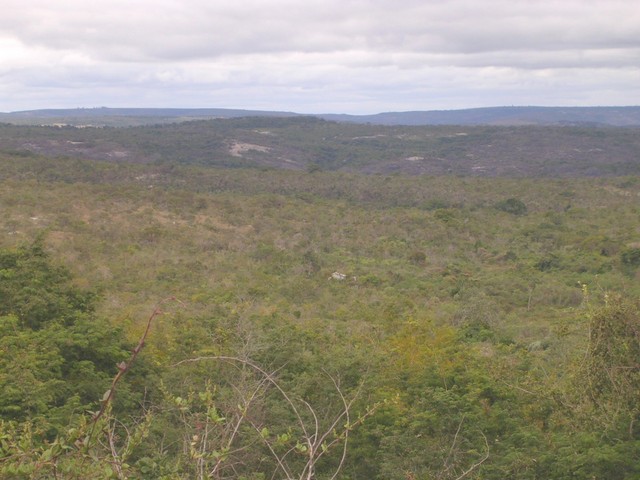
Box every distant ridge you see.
[318,106,640,127]
[2,111,640,177]
[0,107,299,127]
[1,106,639,127]
[5,107,299,118]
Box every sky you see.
[1,0,639,114]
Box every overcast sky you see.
[1,0,639,114]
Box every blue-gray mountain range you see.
[1,106,639,127]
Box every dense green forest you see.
[1,119,640,479]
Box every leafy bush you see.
[0,242,145,428]
[495,197,528,216]
[621,247,640,267]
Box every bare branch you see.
[93,297,182,424]
[172,355,370,480]
[174,356,310,441]
[327,372,351,480]
[442,414,466,474]
[454,431,489,480]
[247,419,294,480]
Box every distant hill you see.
[319,106,640,127]
[0,107,299,127]
[1,106,639,127]
[1,116,639,177]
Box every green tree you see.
[0,241,146,428]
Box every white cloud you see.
[0,0,639,112]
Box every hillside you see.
[1,117,639,176]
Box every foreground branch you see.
[173,355,377,480]
[93,296,181,423]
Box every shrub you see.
[495,198,527,216]
[621,247,640,267]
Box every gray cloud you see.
[1,0,638,112]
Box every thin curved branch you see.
[326,373,351,480]
[442,414,466,475]
[454,431,489,480]
[93,297,181,424]
[172,355,370,480]
[247,418,294,480]
[85,297,182,451]
[173,356,310,441]
[210,374,271,478]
